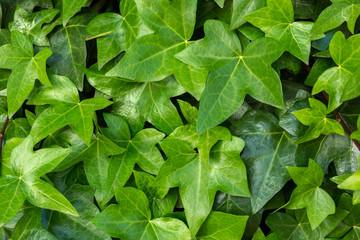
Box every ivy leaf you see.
[352,117,360,140]
[156,134,250,236]
[312,32,360,112]
[0,30,52,117]
[176,20,284,133]
[48,12,96,90]
[106,0,207,99]
[92,187,191,240]
[28,75,112,145]
[338,170,360,190]
[292,98,344,144]
[311,0,360,38]
[10,5,59,46]
[12,207,57,240]
[230,110,297,213]
[101,113,165,205]
[43,184,111,240]
[196,211,248,239]
[229,0,265,30]
[81,64,185,134]
[62,0,87,26]
[86,0,151,69]
[244,0,313,63]
[0,137,77,226]
[286,159,336,229]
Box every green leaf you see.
[156,135,250,236]
[0,30,52,117]
[176,20,284,133]
[338,170,360,190]
[0,137,77,227]
[28,75,112,145]
[351,115,360,140]
[82,64,185,134]
[312,32,360,112]
[196,211,248,239]
[44,184,111,240]
[105,0,207,99]
[230,0,265,30]
[62,0,87,26]
[10,5,59,46]
[292,98,344,143]
[101,113,165,205]
[230,110,297,213]
[92,187,191,240]
[86,0,151,68]
[48,12,96,90]
[286,159,336,229]
[311,0,360,37]
[12,208,57,240]
[244,0,313,63]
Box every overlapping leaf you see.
[176,20,284,133]
[106,0,208,100]
[244,0,313,63]
[92,187,191,240]
[0,30,52,117]
[292,98,344,143]
[286,159,336,229]
[230,0,265,30]
[28,74,112,145]
[0,137,77,227]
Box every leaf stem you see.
[86,31,112,41]
[0,116,9,162]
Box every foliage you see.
[0,0,359,239]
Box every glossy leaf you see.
[230,0,265,30]
[176,20,284,133]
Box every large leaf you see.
[230,110,297,213]
[0,30,52,117]
[92,187,191,240]
[28,75,112,145]
[176,20,284,133]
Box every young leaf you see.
[286,159,336,229]
[101,113,165,205]
[196,211,248,239]
[0,30,52,117]
[10,5,59,46]
[92,187,191,240]
[176,20,284,133]
[0,137,77,227]
[105,0,208,99]
[230,110,297,213]
[292,98,344,143]
[28,75,112,145]
[244,0,313,63]
[312,32,360,112]
[86,0,151,68]
[311,0,360,37]
[82,64,185,134]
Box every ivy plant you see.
[0,0,360,239]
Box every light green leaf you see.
[311,0,360,38]
[11,5,59,46]
[0,30,52,117]
[176,20,284,133]
[292,98,344,143]
[92,187,191,240]
[312,31,360,112]
[196,211,248,239]
[286,159,336,229]
[338,170,360,190]
[230,0,265,29]
[244,0,313,63]
[86,0,152,68]
[230,110,297,213]
[82,64,185,134]
[28,75,112,145]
